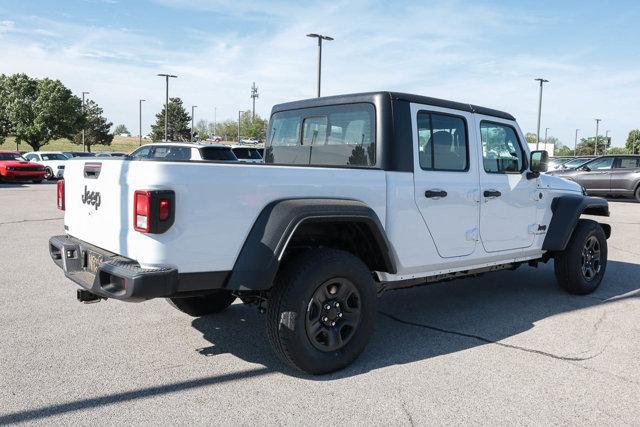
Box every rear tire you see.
[167,290,236,317]
[634,185,640,203]
[266,249,376,375]
[554,219,607,295]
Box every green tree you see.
[0,75,12,145]
[555,146,573,156]
[150,97,191,142]
[72,100,113,152]
[525,132,537,146]
[575,136,610,156]
[625,129,640,154]
[4,73,82,151]
[193,119,210,140]
[607,146,631,155]
[114,124,129,135]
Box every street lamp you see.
[139,99,146,146]
[213,107,217,137]
[605,130,610,154]
[594,119,601,155]
[544,127,549,151]
[157,73,177,141]
[191,105,197,142]
[81,91,89,152]
[534,78,549,150]
[574,129,580,156]
[307,33,334,98]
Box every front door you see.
[576,157,614,194]
[477,118,538,252]
[412,105,480,258]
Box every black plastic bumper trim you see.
[49,235,229,302]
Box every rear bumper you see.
[49,235,229,301]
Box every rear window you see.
[131,146,191,160]
[0,153,23,161]
[200,147,237,161]
[233,148,262,160]
[266,103,376,167]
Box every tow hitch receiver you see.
[77,289,104,304]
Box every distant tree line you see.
[525,130,640,156]
[0,73,113,151]
[150,98,268,142]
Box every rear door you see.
[476,118,538,252]
[575,157,614,193]
[609,156,640,193]
[411,104,480,258]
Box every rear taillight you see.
[56,179,65,210]
[133,190,175,233]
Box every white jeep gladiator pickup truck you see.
[50,92,611,374]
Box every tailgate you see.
[63,159,132,256]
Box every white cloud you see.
[0,19,15,33]
[0,2,638,146]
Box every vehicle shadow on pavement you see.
[190,260,639,379]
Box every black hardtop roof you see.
[271,91,515,121]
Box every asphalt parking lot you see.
[1,182,639,425]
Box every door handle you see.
[425,189,448,198]
[483,189,502,198]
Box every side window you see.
[480,122,525,173]
[24,154,35,161]
[616,157,639,169]
[131,147,151,159]
[587,157,614,170]
[267,103,375,167]
[417,112,468,171]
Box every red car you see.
[0,151,46,183]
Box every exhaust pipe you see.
[77,289,104,304]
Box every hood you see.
[539,174,582,193]
[0,160,44,169]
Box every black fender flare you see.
[542,195,610,251]
[225,198,397,291]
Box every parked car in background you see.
[0,151,46,183]
[63,152,96,159]
[129,143,237,161]
[209,136,223,142]
[547,157,573,170]
[555,157,593,171]
[23,151,67,180]
[230,145,263,163]
[95,152,128,158]
[239,138,260,145]
[549,155,640,201]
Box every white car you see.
[49,91,611,375]
[129,142,237,161]
[23,151,67,180]
[230,145,263,163]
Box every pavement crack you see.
[398,393,415,426]
[0,217,63,226]
[379,311,603,363]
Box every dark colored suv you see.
[549,155,640,201]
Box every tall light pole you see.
[534,78,549,150]
[574,129,580,156]
[157,74,177,141]
[191,105,197,142]
[544,127,549,151]
[238,110,242,142]
[250,82,259,121]
[213,107,217,137]
[594,119,601,155]
[307,33,334,98]
[81,91,89,151]
[139,99,145,146]
[605,130,610,154]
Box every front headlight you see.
[6,166,14,171]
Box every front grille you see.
[14,167,43,172]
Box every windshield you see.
[0,153,24,161]
[41,153,68,161]
[563,158,591,168]
[200,147,237,161]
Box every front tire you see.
[634,185,640,203]
[44,167,53,180]
[167,290,236,317]
[266,249,377,375]
[554,219,607,295]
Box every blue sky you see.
[1,0,639,147]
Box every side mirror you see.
[527,150,548,179]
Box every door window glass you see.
[480,122,525,173]
[417,112,468,171]
[587,157,613,170]
[616,157,640,169]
